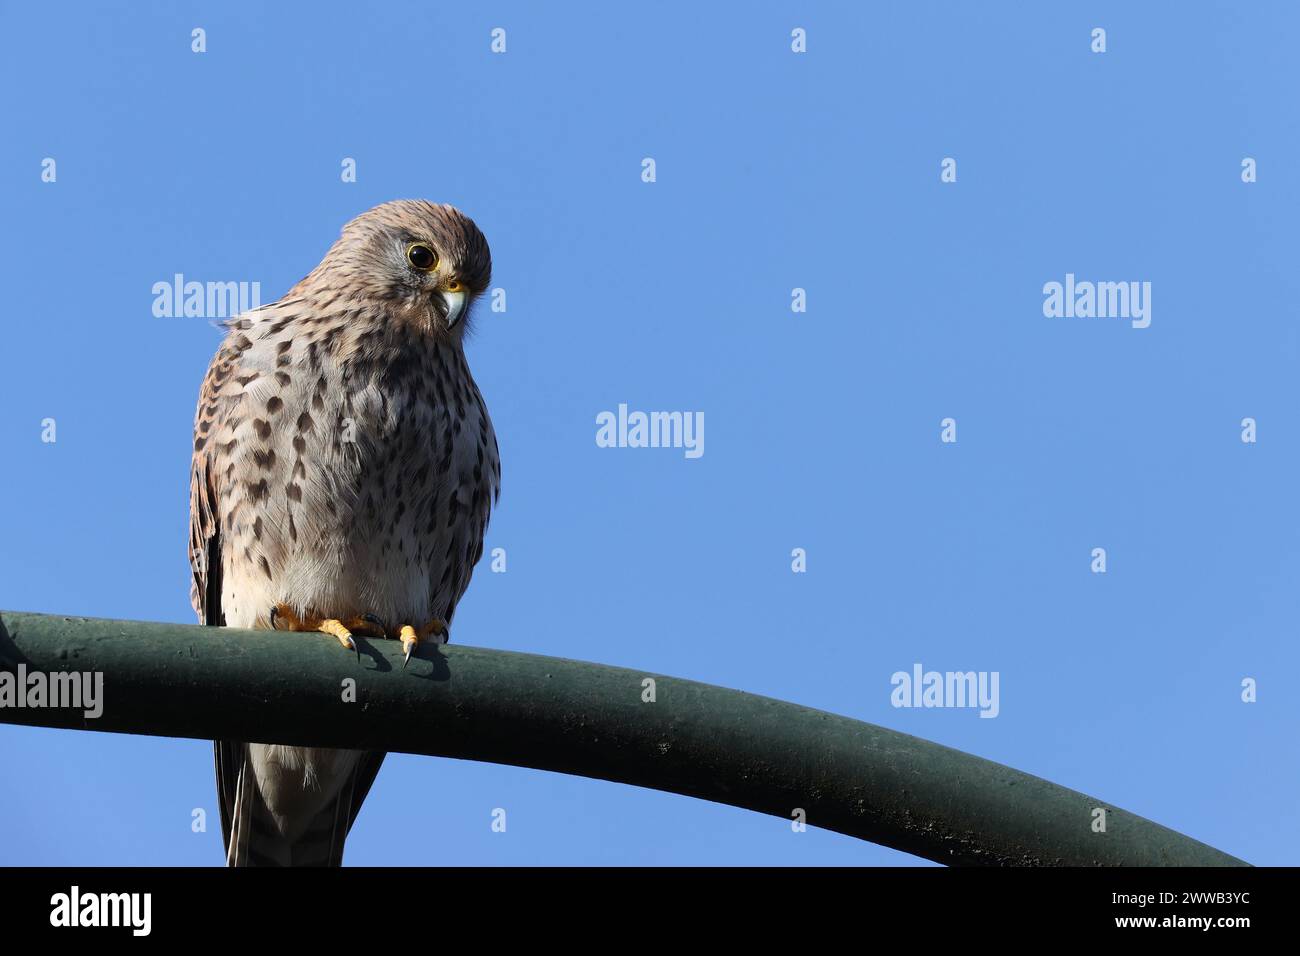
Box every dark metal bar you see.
[0,610,1246,866]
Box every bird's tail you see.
[215,741,384,866]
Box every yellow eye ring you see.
[406,243,438,271]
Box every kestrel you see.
[188,200,500,866]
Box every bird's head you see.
[308,199,492,338]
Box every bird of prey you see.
[188,200,499,866]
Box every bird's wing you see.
[189,348,228,629]
[439,382,501,630]
[190,338,241,851]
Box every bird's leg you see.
[269,604,386,661]
[396,619,448,668]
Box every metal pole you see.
[0,610,1246,866]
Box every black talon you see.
[269,606,280,630]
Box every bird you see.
[187,200,500,866]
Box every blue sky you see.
[0,1,1296,865]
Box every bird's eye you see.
[406,243,438,271]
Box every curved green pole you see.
[0,611,1246,866]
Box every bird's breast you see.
[218,334,497,629]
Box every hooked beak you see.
[437,289,467,329]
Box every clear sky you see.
[0,1,1295,866]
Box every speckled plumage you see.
[188,200,499,866]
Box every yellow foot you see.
[269,604,385,661]
[397,619,448,668]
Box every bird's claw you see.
[268,604,444,668]
[400,625,417,669]
[269,604,385,662]
[398,619,447,670]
